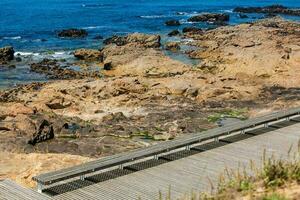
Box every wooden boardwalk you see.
[49,121,300,199]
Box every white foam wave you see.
[140,15,169,19]
[220,9,233,13]
[14,51,39,56]
[179,19,196,24]
[3,36,21,40]
[82,26,106,30]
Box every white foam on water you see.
[220,9,233,13]
[3,36,22,40]
[140,15,170,19]
[14,51,40,56]
[83,26,106,30]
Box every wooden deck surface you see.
[50,122,300,200]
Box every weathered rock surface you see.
[103,33,161,48]
[57,29,88,38]
[234,5,300,16]
[74,49,103,61]
[165,42,180,51]
[30,59,101,79]
[0,46,14,64]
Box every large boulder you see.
[57,29,88,38]
[0,46,14,64]
[28,119,54,146]
[188,13,230,23]
[165,20,181,26]
[103,33,161,48]
[74,49,103,61]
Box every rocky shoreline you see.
[0,15,300,188]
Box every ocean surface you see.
[0,0,300,88]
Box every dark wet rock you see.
[15,57,22,62]
[188,13,230,23]
[182,27,203,34]
[103,33,161,48]
[104,62,113,70]
[168,30,180,37]
[233,5,300,16]
[8,64,16,68]
[30,58,101,79]
[28,120,54,146]
[165,42,180,51]
[238,14,249,18]
[165,20,181,26]
[0,46,14,64]
[57,29,88,38]
[74,49,103,61]
[94,35,103,40]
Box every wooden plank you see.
[33,107,300,185]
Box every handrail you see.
[33,107,300,186]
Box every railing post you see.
[185,145,191,151]
[264,123,268,128]
[37,182,44,193]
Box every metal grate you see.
[159,149,199,161]
[220,134,253,143]
[124,159,168,171]
[43,179,93,196]
[269,120,298,129]
[85,169,133,183]
[246,127,277,135]
[290,116,300,122]
[192,141,228,152]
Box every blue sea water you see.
[0,0,299,88]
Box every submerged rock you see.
[57,29,88,38]
[165,20,181,26]
[168,30,180,37]
[188,13,230,23]
[74,49,103,61]
[238,14,249,19]
[233,5,300,16]
[103,33,161,48]
[165,42,180,51]
[0,46,14,64]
